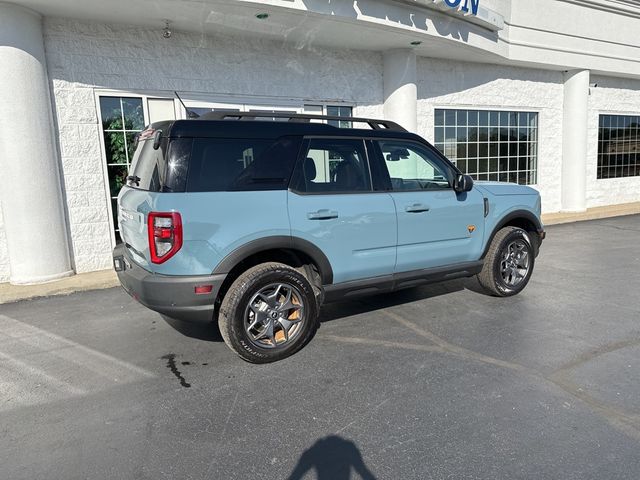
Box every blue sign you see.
[443,0,480,16]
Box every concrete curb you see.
[0,269,119,305]
[542,201,640,225]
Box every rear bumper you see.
[112,244,226,323]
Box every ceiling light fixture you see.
[162,20,172,39]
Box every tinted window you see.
[128,137,190,192]
[598,114,640,179]
[294,139,371,193]
[129,137,166,192]
[378,141,452,191]
[186,136,300,192]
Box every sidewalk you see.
[1,202,639,305]
[0,269,119,304]
[542,201,640,225]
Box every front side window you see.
[377,141,452,191]
[598,114,640,179]
[434,109,538,185]
[294,139,370,193]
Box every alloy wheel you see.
[244,283,305,349]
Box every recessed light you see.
[256,13,269,20]
[410,41,422,46]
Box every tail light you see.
[148,212,183,264]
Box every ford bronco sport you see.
[113,112,544,363]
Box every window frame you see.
[597,112,640,180]
[289,136,375,195]
[433,107,539,186]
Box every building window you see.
[99,96,145,239]
[326,106,352,128]
[598,114,640,179]
[434,109,538,185]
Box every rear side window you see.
[292,138,371,193]
[128,137,190,192]
[186,136,301,192]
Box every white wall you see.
[42,17,384,273]
[587,75,640,208]
[0,203,9,282]
[416,58,565,213]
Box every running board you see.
[322,261,483,303]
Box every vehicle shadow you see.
[160,314,224,342]
[287,435,376,480]
[161,277,483,341]
[319,277,479,324]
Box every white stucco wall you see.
[42,17,384,274]
[587,75,640,208]
[0,203,9,282]
[416,58,565,213]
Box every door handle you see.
[405,203,430,213]
[307,209,339,220]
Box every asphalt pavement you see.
[1,215,639,479]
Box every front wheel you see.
[218,262,319,363]
[477,226,535,297]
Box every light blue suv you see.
[113,112,544,363]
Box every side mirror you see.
[454,174,474,193]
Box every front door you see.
[287,138,397,284]
[371,139,485,272]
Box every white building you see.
[0,0,639,284]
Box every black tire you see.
[477,226,535,297]
[218,262,319,363]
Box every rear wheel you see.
[477,226,535,297]
[218,262,319,363]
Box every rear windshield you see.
[128,136,191,192]
[186,136,301,192]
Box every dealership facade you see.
[0,0,639,284]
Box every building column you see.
[0,3,72,284]
[383,49,417,132]
[561,69,589,212]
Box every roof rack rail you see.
[197,111,407,132]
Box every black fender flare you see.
[481,210,544,259]
[212,235,334,285]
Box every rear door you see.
[370,139,485,272]
[287,138,397,284]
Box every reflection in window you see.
[598,115,640,179]
[378,141,451,190]
[434,109,538,185]
[99,96,145,238]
